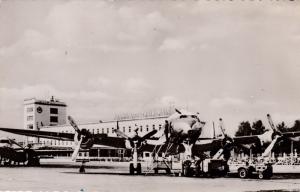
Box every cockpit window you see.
[179,115,187,118]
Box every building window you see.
[146,127,149,132]
[129,127,131,133]
[97,129,99,134]
[102,128,104,133]
[50,116,58,123]
[27,116,33,121]
[140,126,143,132]
[27,107,33,112]
[27,124,33,129]
[107,128,109,133]
[50,108,58,114]
[123,127,125,133]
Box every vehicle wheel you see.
[238,168,248,179]
[136,163,142,175]
[258,172,264,179]
[129,163,135,175]
[183,164,192,177]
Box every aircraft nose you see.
[172,121,192,135]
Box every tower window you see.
[50,116,58,123]
[50,108,58,114]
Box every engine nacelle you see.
[73,131,94,149]
[125,140,132,149]
[258,130,273,145]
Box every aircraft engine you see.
[68,116,95,160]
[257,130,274,145]
[114,121,157,150]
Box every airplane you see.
[1,110,300,175]
[0,138,39,166]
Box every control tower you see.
[23,96,67,143]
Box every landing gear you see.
[79,161,87,173]
[129,143,142,175]
[79,164,85,173]
[182,161,193,177]
[129,162,142,175]
[136,162,142,175]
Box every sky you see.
[0,0,300,137]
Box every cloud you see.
[159,38,187,51]
[123,77,151,93]
[87,76,111,89]
[210,97,246,108]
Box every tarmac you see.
[1,162,300,192]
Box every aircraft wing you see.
[93,136,127,149]
[0,127,74,141]
[281,131,300,138]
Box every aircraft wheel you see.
[238,168,248,179]
[182,164,192,177]
[166,168,171,174]
[129,163,135,175]
[79,165,85,173]
[136,163,142,175]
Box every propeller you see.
[114,121,157,149]
[175,108,182,114]
[7,137,24,149]
[218,118,234,160]
[267,114,282,136]
[262,135,280,157]
[72,136,83,161]
[68,116,81,134]
[68,116,92,161]
[260,114,283,157]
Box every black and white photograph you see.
[0,0,300,191]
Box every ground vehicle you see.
[150,154,228,177]
[228,160,273,179]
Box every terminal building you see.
[23,97,170,161]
